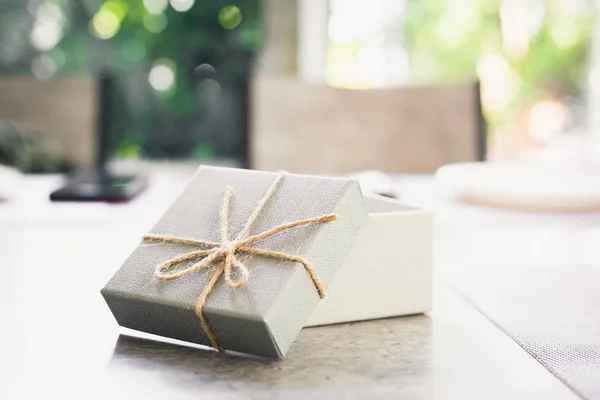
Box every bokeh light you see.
[218,6,242,30]
[102,0,129,20]
[149,59,176,92]
[144,0,169,15]
[90,1,128,40]
[477,54,511,112]
[326,0,408,88]
[30,3,64,51]
[30,22,62,50]
[35,2,64,22]
[551,20,580,49]
[499,0,545,60]
[91,9,121,39]
[194,63,217,78]
[529,100,567,142]
[143,13,168,33]
[170,0,195,12]
[31,54,57,79]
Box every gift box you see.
[306,195,433,326]
[101,166,368,359]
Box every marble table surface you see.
[0,166,580,399]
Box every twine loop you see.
[143,172,337,351]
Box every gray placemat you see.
[441,264,600,399]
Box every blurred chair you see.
[250,75,485,174]
[0,76,97,166]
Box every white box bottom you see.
[305,195,433,326]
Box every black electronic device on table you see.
[49,168,147,202]
[50,73,147,202]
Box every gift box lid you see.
[101,166,368,358]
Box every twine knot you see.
[142,172,337,351]
[219,243,236,255]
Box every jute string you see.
[143,172,337,351]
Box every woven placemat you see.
[442,264,600,399]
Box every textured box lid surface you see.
[102,166,368,358]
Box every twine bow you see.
[142,172,337,351]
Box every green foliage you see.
[0,0,261,161]
[403,0,594,135]
[0,122,71,173]
[404,0,499,82]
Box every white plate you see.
[436,162,600,212]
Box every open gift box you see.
[306,195,433,327]
[102,166,432,359]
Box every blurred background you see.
[0,0,599,198]
[0,0,259,172]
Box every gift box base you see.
[305,195,433,327]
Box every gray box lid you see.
[102,166,368,358]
